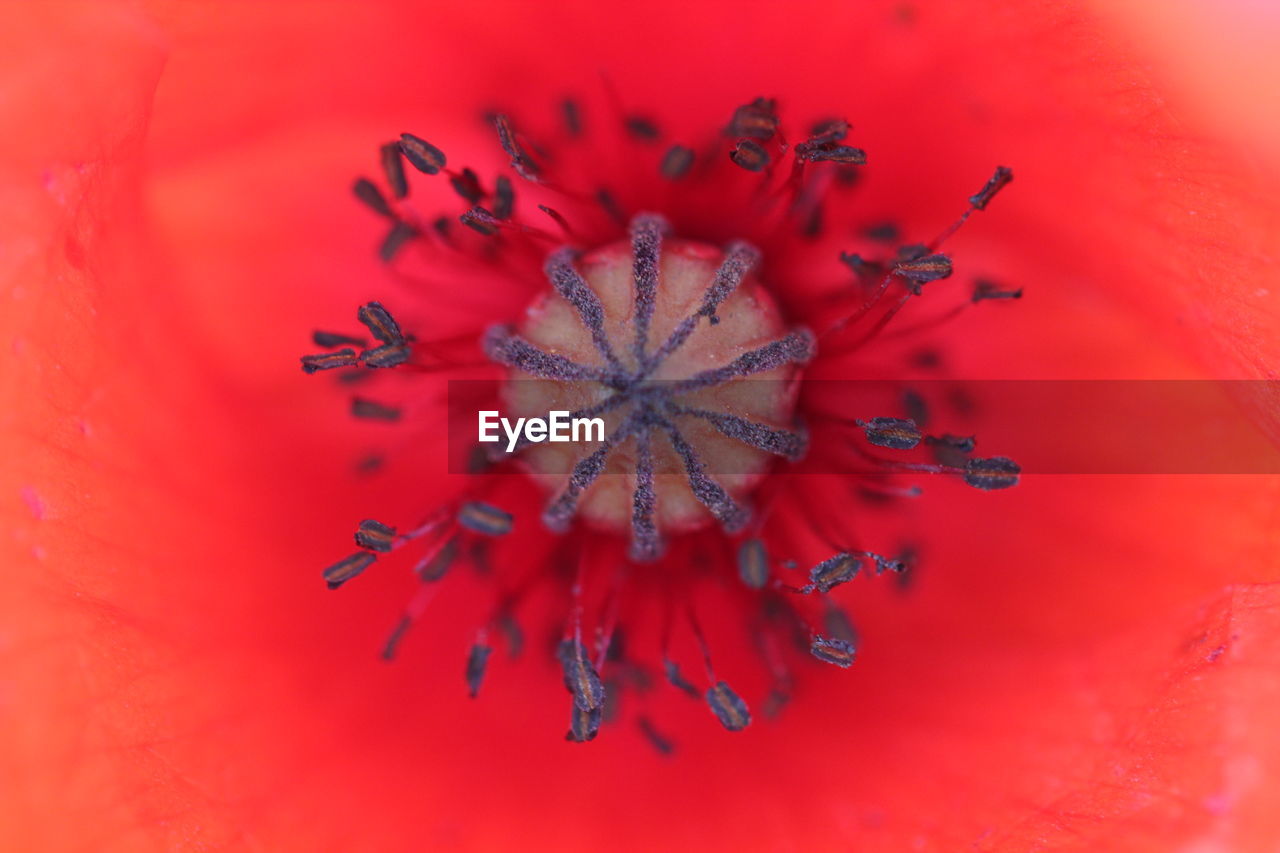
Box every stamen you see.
[379,142,408,199]
[624,115,661,142]
[559,638,605,712]
[414,535,458,581]
[450,168,484,204]
[856,417,923,450]
[973,279,1023,302]
[360,343,411,368]
[312,330,367,349]
[705,681,751,731]
[300,348,358,373]
[493,175,515,220]
[465,641,492,698]
[637,717,676,755]
[460,206,500,236]
[492,114,541,181]
[457,501,514,537]
[893,253,953,284]
[810,635,857,668]
[560,98,583,137]
[663,658,701,698]
[737,538,770,590]
[323,551,376,589]
[378,221,418,263]
[354,519,396,552]
[799,145,867,165]
[727,97,779,141]
[729,139,769,172]
[566,704,602,743]
[803,552,858,594]
[351,398,402,421]
[398,133,447,175]
[352,177,393,217]
[660,145,695,180]
[356,301,405,345]
[964,456,1021,490]
[970,165,1014,210]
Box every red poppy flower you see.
[3,1,1279,850]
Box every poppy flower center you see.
[485,212,812,560]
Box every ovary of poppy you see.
[1,1,1278,851]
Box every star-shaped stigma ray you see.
[483,211,813,560]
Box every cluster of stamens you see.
[298,93,1023,747]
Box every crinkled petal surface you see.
[1,1,1278,851]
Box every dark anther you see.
[802,118,851,148]
[352,177,393,218]
[566,704,602,743]
[460,206,500,236]
[737,538,770,590]
[379,142,408,199]
[868,552,907,575]
[973,279,1023,302]
[465,643,492,698]
[360,343,411,368]
[728,97,779,141]
[823,602,859,646]
[810,635,857,668]
[595,188,626,226]
[560,638,605,712]
[323,551,376,589]
[378,221,418,263]
[799,145,867,165]
[457,501,514,537]
[925,433,976,467]
[398,133,447,175]
[415,536,457,581]
[660,145,695,180]
[380,615,411,661]
[625,115,661,142]
[560,98,583,137]
[312,330,366,349]
[449,167,484,204]
[893,253,953,284]
[964,456,1021,490]
[705,681,751,731]
[493,175,515,220]
[663,659,700,699]
[638,717,676,755]
[839,252,873,276]
[902,389,929,427]
[351,398,402,422]
[865,222,901,243]
[804,553,859,594]
[492,114,541,180]
[969,165,1014,210]
[301,348,358,373]
[730,139,769,172]
[354,519,396,552]
[356,301,405,345]
[856,417,922,450]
